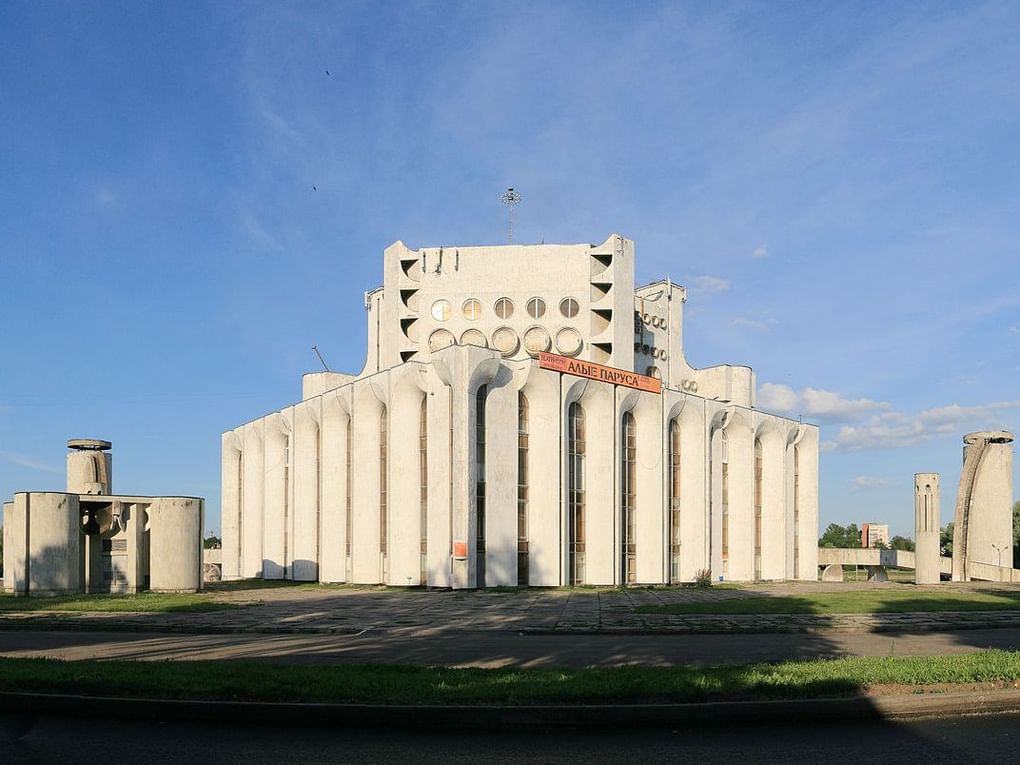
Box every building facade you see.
[221,235,819,587]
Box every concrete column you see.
[758,426,787,581]
[914,473,941,584]
[388,370,427,586]
[952,431,1014,580]
[520,366,561,586]
[351,379,385,583]
[241,422,265,578]
[291,401,320,581]
[319,390,350,583]
[149,497,203,592]
[631,392,663,584]
[673,395,707,583]
[220,431,242,581]
[262,413,289,579]
[569,381,615,585]
[482,366,519,587]
[426,367,453,587]
[796,427,820,580]
[725,413,754,582]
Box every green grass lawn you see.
[636,588,1020,616]
[1,651,1020,705]
[0,591,239,613]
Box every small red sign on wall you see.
[453,541,468,559]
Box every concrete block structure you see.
[222,235,820,587]
[952,431,1014,580]
[914,473,941,584]
[2,440,204,595]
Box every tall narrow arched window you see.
[568,402,586,585]
[669,419,681,584]
[517,392,529,586]
[754,438,763,581]
[475,386,488,587]
[419,397,428,585]
[720,430,729,577]
[346,418,352,579]
[793,446,800,579]
[380,406,388,561]
[621,412,637,585]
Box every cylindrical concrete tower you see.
[66,439,112,495]
[914,473,940,584]
[148,497,203,592]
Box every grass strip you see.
[637,589,1020,616]
[2,651,1020,705]
[0,592,239,613]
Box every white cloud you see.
[850,475,891,491]
[758,383,800,412]
[731,317,770,332]
[0,451,62,474]
[691,275,730,293]
[822,400,1020,452]
[1010,325,1020,334]
[757,383,891,423]
[752,244,769,258]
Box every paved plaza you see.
[4,581,1020,636]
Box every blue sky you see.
[1,1,1018,540]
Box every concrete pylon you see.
[952,431,1014,581]
[914,473,940,584]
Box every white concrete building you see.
[221,235,819,587]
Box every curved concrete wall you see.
[66,451,111,495]
[148,497,203,592]
[25,493,81,596]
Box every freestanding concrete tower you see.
[3,439,204,596]
[952,431,1014,581]
[914,472,940,584]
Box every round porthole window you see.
[494,297,514,319]
[460,329,487,348]
[555,327,583,356]
[462,299,482,321]
[559,297,579,318]
[431,300,452,321]
[523,326,551,357]
[428,328,455,352]
[526,297,546,319]
[491,326,520,357]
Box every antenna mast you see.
[312,345,331,372]
[500,187,521,243]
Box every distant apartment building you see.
[861,523,890,548]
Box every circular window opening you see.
[491,326,520,357]
[460,329,487,348]
[646,366,662,379]
[431,300,452,322]
[494,297,514,319]
[555,327,583,356]
[559,297,579,318]
[428,328,455,352]
[462,299,482,321]
[526,297,546,319]
[523,326,551,357]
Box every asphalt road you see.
[2,709,1019,763]
[3,627,1020,666]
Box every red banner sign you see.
[538,352,662,394]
